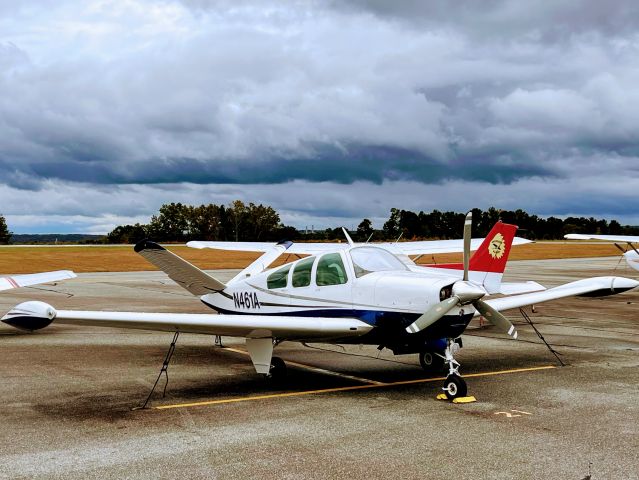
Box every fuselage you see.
[201,246,475,352]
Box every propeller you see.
[405,211,518,339]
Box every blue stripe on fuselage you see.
[201,298,474,335]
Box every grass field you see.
[0,242,622,274]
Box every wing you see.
[2,301,373,340]
[380,237,532,256]
[484,276,638,312]
[498,281,546,295]
[564,234,639,243]
[187,237,532,256]
[0,270,76,292]
[564,234,639,272]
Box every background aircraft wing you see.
[2,301,373,340]
[564,234,639,272]
[187,237,532,256]
[187,241,348,255]
[0,270,76,292]
[564,233,639,243]
[484,276,638,313]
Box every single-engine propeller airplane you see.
[3,214,638,399]
[564,233,639,272]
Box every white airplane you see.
[564,233,639,272]
[1,270,76,293]
[3,214,637,400]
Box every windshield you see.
[349,247,407,278]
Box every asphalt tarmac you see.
[1,258,638,479]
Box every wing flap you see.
[2,301,373,339]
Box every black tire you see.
[443,374,467,400]
[419,350,444,372]
[269,357,287,381]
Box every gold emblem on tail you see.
[488,233,505,259]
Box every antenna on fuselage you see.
[365,232,374,243]
[341,227,355,247]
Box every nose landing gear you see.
[441,338,468,400]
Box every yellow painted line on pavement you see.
[221,346,386,385]
[154,365,556,410]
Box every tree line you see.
[105,203,639,244]
[0,205,637,245]
[105,201,297,244]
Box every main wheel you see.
[269,356,287,381]
[419,350,444,372]
[443,374,467,400]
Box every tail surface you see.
[135,240,226,295]
[425,221,519,293]
[468,222,518,274]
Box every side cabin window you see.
[316,253,348,286]
[267,264,291,289]
[292,256,315,288]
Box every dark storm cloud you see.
[0,0,638,232]
[331,0,639,40]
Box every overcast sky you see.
[1,0,639,233]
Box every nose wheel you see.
[443,374,467,400]
[441,338,468,400]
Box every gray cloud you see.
[0,1,638,232]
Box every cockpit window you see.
[350,247,407,278]
[292,256,315,288]
[267,264,291,289]
[316,253,348,286]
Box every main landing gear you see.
[441,338,467,400]
[418,349,445,372]
[268,356,287,381]
[245,337,288,382]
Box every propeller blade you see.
[474,299,518,339]
[463,211,472,281]
[406,297,459,334]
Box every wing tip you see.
[134,239,165,253]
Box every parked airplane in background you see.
[564,234,639,272]
[1,270,76,293]
[4,215,637,400]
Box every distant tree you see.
[609,220,623,235]
[356,219,374,241]
[247,203,280,241]
[382,208,401,240]
[106,224,147,244]
[228,200,248,242]
[188,204,223,240]
[0,214,11,244]
[147,203,191,241]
